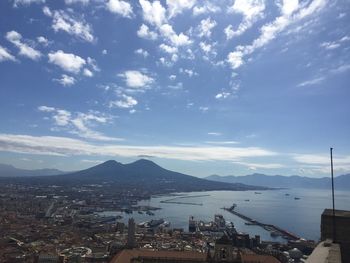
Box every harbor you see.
[223,204,300,241]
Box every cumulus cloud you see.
[38,106,122,141]
[137,24,158,40]
[193,2,220,16]
[227,0,327,70]
[159,43,178,53]
[37,36,49,46]
[160,24,192,46]
[6,31,42,60]
[0,45,16,62]
[55,74,76,86]
[109,94,138,109]
[119,70,154,88]
[139,0,167,27]
[44,7,94,42]
[226,0,265,39]
[0,133,277,162]
[198,17,217,38]
[106,0,133,18]
[166,0,196,18]
[48,50,86,74]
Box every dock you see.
[223,207,300,240]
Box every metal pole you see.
[330,147,336,242]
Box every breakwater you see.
[223,207,300,240]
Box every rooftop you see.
[306,240,341,263]
[322,209,350,218]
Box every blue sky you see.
[0,0,349,177]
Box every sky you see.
[0,0,349,178]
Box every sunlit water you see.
[99,188,350,242]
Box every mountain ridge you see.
[0,160,269,193]
[206,173,350,190]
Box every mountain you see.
[55,159,267,192]
[206,173,350,190]
[0,163,65,177]
[0,159,268,192]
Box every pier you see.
[223,206,300,240]
[160,194,210,206]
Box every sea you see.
[99,188,350,242]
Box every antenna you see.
[330,147,336,242]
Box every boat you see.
[294,197,300,200]
[146,211,155,216]
[244,199,250,202]
[285,193,290,196]
[149,218,165,227]
[254,192,262,194]
[138,211,143,214]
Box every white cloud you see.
[227,0,327,69]
[83,68,93,77]
[297,77,325,87]
[137,24,158,40]
[65,0,89,4]
[199,106,209,112]
[38,106,121,141]
[37,37,49,48]
[42,5,52,16]
[106,0,133,18]
[159,43,178,53]
[227,0,265,39]
[13,0,45,7]
[320,41,340,50]
[102,49,108,55]
[166,0,196,18]
[198,17,217,38]
[109,94,138,109]
[215,92,231,99]
[0,133,277,161]
[139,0,167,27]
[135,48,149,57]
[0,45,16,62]
[169,74,176,80]
[199,41,211,53]
[193,2,220,16]
[208,132,221,136]
[48,50,86,74]
[235,161,285,169]
[6,31,42,60]
[119,70,154,88]
[45,8,94,42]
[56,74,76,86]
[227,50,244,69]
[180,68,197,77]
[205,141,239,145]
[160,24,192,46]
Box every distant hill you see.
[206,173,350,190]
[0,160,268,192]
[0,163,65,177]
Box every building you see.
[127,218,136,248]
[321,209,350,262]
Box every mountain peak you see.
[129,159,160,168]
